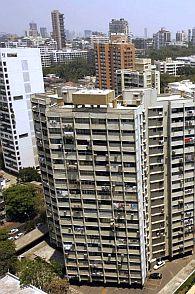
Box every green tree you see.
[43,58,95,82]
[18,257,69,293]
[17,167,41,183]
[0,228,17,275]
[177,65,195,76]
[147,45,195,61]
[3,184,38,222]
[45,277,69,294]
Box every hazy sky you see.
[0,0,195,37]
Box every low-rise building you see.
[176,55,195,67]
[154,58,185,76]
[0,273,46,293]
[168,80,195,96]
[51,49,88,64]
[116,58,160,94]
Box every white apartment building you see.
[154,58,185,76]
[31,87,194,286]
[116,58,160,95]
[51,49,88,64]
[0,48,44,173]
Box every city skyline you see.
[1,0,195,37]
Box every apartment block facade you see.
[95,42,135,90]
[31,88,194,286]
[0,48,44,173]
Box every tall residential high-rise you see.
[51,10,66,50]
[31,87,194,286]
[0,48,44,173]
[144,28,148,39]
[95,41,135,89]
[109,18,129,38]
[40,27,48,39]
[153,28,171,49]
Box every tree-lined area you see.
[147,45,195,61]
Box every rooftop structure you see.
[168,80,195,96]
[0,273,46,294]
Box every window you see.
[13,95,23,101]
[24,83,31,93]
[21,60,28,71]
[7,53,17,57]
[19,133,28,139]
[23,72,30,82]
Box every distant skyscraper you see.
[144,28,148,39]
[40,27,48,39]
[84,30,92,38]
[29,22,38,31]
[109,18,129,37]
[28,22,38,38]
[51,10,66,50]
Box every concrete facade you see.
[31,87,194,287]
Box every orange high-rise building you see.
[95,41,135,89]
